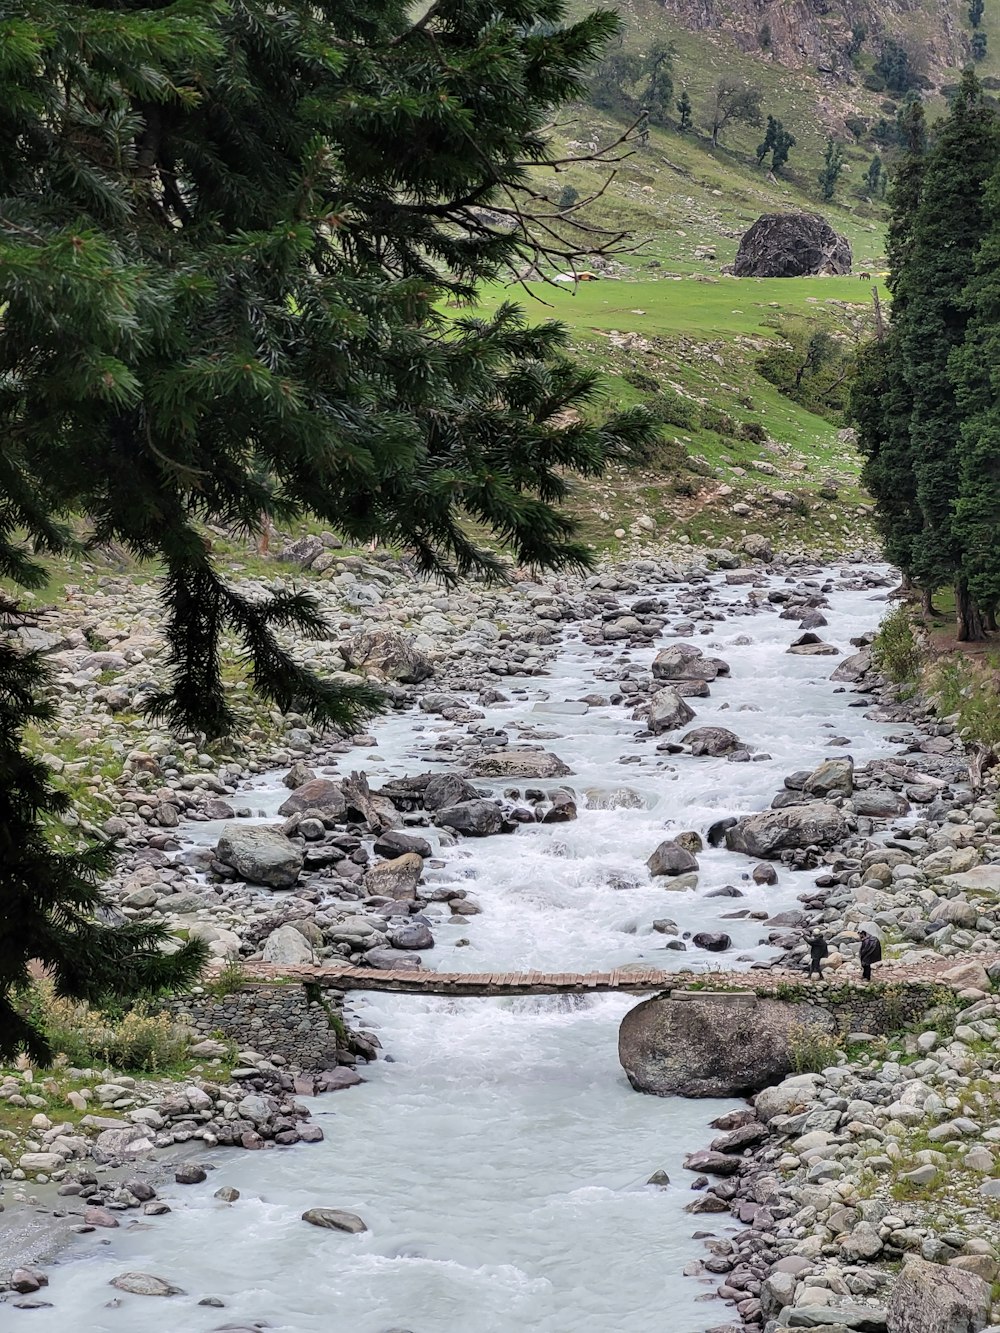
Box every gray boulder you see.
[363,852,423,899]
[466,750,571,779]
[619,994,834,1097]
[262,924,315,965]
[852,789,909,818]
[302,1208,368,1233]
[339,629,433,683]
[215,824,303,888]
[647,687,696,735]
[109,1272,185,1297]
[803,758,853,798]
[725,802,849,859]
[647,840,699,878]
[832,650,871,683]
[424,774,480,810]
[886,1256,990,1333]
[435,799,504,837]
[682,726,744,757]
[652,644,719,682]
[363,946,424,971]
[734,212,852,278]
[278,779,346,819]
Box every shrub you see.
[622,368,660,394]
[701,404,737,435]
[930,655,1000,748]
[788,1022,843,1074]
[18,983,189,1072]
[740,420,769,443]
[206,957,249,999]
[871,605,920,684]
[650,387,701,430]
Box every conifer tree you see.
[952,162,1000,622]
[851,102,926,591]
[0,0,656,1057]
[901,69,999,637]
[676,89,693,131]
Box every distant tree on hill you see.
[642,42,676,127]
[848,23,868,64]
[756,116,796,171]
[705,79,764,148]
[865,154,885,197]
[818,138,846,199]
[875,38,920,94]
[972,30,988,60]
[676,89,693,131]
[970,0,985,27]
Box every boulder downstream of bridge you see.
[618,992,834,1098]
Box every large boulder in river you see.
[364,852,423,899]
[619,993,835,1097]
[886,1255,991,1333]
[435,799,504,837]
[339,629,434,683]
[424,773,481,810]
[647,839,699,877]
[215,824,303,887]
[278,778,346,819]
[682,726,744,757]
[734,212,852,278]
[652,644,719,682]
[802,757,853,798]
[646,687,695,735]
[467,750,571,780]
[725,802,849,858]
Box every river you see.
[25,565,906,1333]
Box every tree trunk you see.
[920,586,940,618]
[987,605,998,633]
[956,579,987,642]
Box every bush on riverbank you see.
[18,983,189,1073]
[871,605,920,686]
[929,654,1000,749]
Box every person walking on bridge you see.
[859,929,882,982]
[804,930,828,980]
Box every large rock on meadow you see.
[467,750,571,780]
[886,1255,991,1333]
[619,994,835,1098]
[215,824,303,888]
[278,778,346,819]
[734,211,852,278]
[652,644,719,682]
[339,629,434,683]
[724,802,849,858]
[646,687,696,735]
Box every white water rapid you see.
[26,568,908,1333]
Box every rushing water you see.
[26,568,909,1333]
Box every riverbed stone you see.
[215,824,303,888]
[364,852,423,898]
[277,779,347,819]
[652,644,719,681]
[646,839,699,877]
[302,1208,368,1233]
[647,687,696,735]
[466,750,571,779]
[262,924,315,965]
[110,1272,185,1297]
[435,800,504,837]
[724,802,849,858]
[619,995,834,1098]
[886,1255,991,1333]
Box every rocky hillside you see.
[653,0,973,80]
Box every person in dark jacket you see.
[804,930,829,980]
[859,929,882,981]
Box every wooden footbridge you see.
[235,955,991,997]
